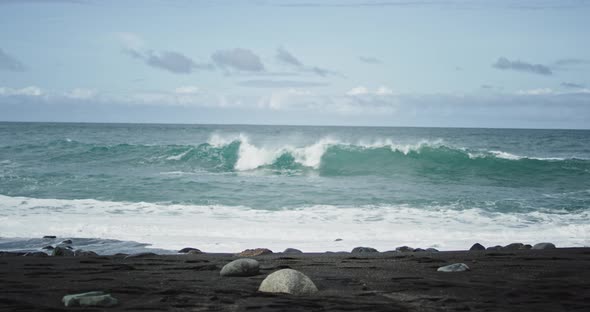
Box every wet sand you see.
[1,248,589,311]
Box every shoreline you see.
[1,246,589,311]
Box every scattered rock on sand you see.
[351,247,378,253]
[437,263,470,272]
[43,235,56,239]
[220,258,260,277]
[124,252,157,259]
[283,248,303,254]
[396,246,414,252]
[238,248,273,257]
[178,247,201,253]
[470,243,486,251]
[52,246,74,257]
[503,243,525,250]
[533,242,556,250]
[74,250,98,257]
[62,291,118,307]
[259,269,318,295]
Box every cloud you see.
[347,86,393,96]
[516,88,554,95]
[359,56,382,64]
[492,57,552,75]
[0,86,42,96]
[64,88,96,99]
[174,86,200,94]
[238,80,329,88]
[481,85,494,89]
[561,82,585,89]
[212,48,265,72]
[0,48,26,72]
[276,47,303,67]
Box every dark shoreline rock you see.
[283,248,303,254]
[470,243,486,251]
[52,246,74,257]
[533,242,556,250]
[351,247,378,253]
[178,247,201,254]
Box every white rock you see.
[62,291,118,307]
[220,258,259,277]
[259,269,318,295]
[437,263,470,272]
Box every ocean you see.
[0,122,588,254]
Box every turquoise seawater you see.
[0,122,589,253]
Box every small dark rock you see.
[523,244,532,250]
[470,243,486,251]
[52,246,75,256]
[396,246,414,252]
[124,252,158,259]
[42,245,54,250]
[351,247,378,253]
[43,235,56,239]
[533,242,556,250]
[283,248,303,254]
[60,239,73,244]
[334,238,343,241]
[178,247,201,253]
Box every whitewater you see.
[0,123,589,253]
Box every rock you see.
[178,247,201,253]
[413,248,425,252]
[437,263,470,272]
[60,239,73,244]
[52,246,74,256]
[43,235,56,239]
[23,252,48,257]
[124,252,157,259]
[470,243,486,251]
[187,250,203,255]
[62,291,118,307]
[42,245,54,250]
[238,248,273,257]
[258,269,318,295]
[283,248,303,254]
[425,248,439,252]
[351,247,378,253]
[334,238,343,241]
[396,246,414,252]
[220,258,260,277]
[74,250,98,257]
[486,245,503,251]
[533,242,556,250]
[523,244,532,249]
[503,243,525,250]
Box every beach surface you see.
[1,248,589,311]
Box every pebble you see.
[62,291,118,307]
[351,247,378,253]
[437,263,470,272]
[220,258,260,277]
[259,269,318,295]
[238,248,273,257]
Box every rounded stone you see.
[532,242,556,250]
[258,269,318,295]
[503,243,525,250]
[283,248,303,254]
[220,258,260,277]
[437,263,470,272]
[351,247,378,253]
[178,247,201,253]
[470,243,486,251]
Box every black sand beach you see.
[1,248,589,311]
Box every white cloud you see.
[64,88,96,99]
[0,86,43,96]
[516,88,554,95]
[376,86,393,95]
[346,86,369,96]
[115,32,145,50]
[174,86,200,94]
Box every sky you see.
[0,0,589,128]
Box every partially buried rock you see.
[437,263,470,272]
[220,258,260,277]
[259,269,318,295]
[396,246,414,252]
[533,242,556,250]
[62,291,118,307]
[178,247,201,253]
[52,246,74,257]
[74,250,98,257]
[503,243,525,250]
[283,248,303,254]
[351,247,378,253]
[238,248,273,257]
[470,243,486,251]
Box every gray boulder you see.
[533,242,556,250]
[259,269,318,295]
[470,243,486,251]
[437,263,470,272]
[52,246,74,256]
[283,248,303,254]
[351,247,378,253]
[220,258,260,277]
[178,247,201,253]
[62,291,118,307]
[396,246,414,252]
[503,243,525,250]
